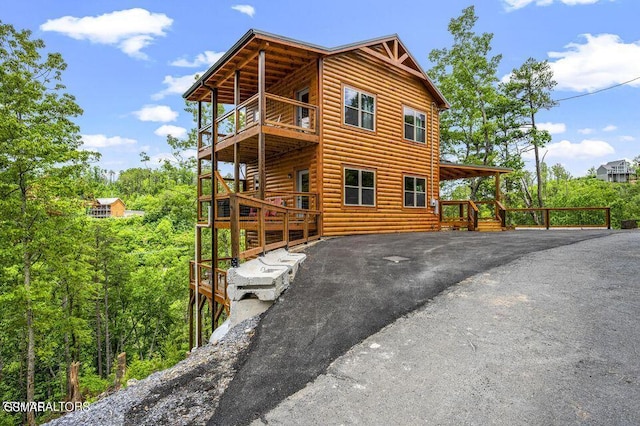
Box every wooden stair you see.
[476,219,504,232]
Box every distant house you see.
[596,160,637,183]
[89,198,126,218]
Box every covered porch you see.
[439,162,512,232]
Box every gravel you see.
[45,317,260,426]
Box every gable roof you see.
[600,159,635,170]
[183,29,448,108]
[96,198,122,205]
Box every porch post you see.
[258,49,266,200]
[234,70,241,193]
[211,88,219,330]
[495,172,501,203]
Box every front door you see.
[296,169,309,209]
[296,88,310,128]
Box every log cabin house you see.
[88,198,126,218]
[184,30,511,346]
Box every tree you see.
[503,58,557,207]
[429,6,503,199]
[0,22,92,425]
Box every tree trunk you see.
[22,188,36,426]
[95,298,102,378]
[68,362,82,403]
[104,273,111,376]
[531,109,544,208]
[114,352,126,390]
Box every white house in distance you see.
[596,159,637,183]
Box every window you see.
[404,107,426,143]
[344,87,375,131]
[344,168,375,206]
[404,176,426,208]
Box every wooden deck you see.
[440,200,611,231]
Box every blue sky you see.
[3,0,639,177]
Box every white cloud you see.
[152,73,200,100]
[548,34,640,92]
[133,105,178,122]
[231,5,256,17]
[524,139,614,160]
[578,128,594,135]
[602,124,617,132]
[154,125,187,138]
[149,149,196,166]
[504,0,603,11]
[537,122,566,134]
[170,51,225,67]
[40,8,172,59]
[82,134,137,148]
[620,135,636,142]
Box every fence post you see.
[259,206,266,255]
[284,211,289,247]
[230,194,240,267]
[545,208,550,230]
[606,208,611,229]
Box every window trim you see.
[342,84,376,132]
[343,166,377,207]
[403,105,427,144]
[403,174,427,209]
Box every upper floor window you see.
[344,167,376,206]
[344,87,375,131]
[404,106,426,143]
[404,175,426,208]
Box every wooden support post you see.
[459,203,464,221]
[234,143,240,193]
[606,208,611,229]
[188,289,194,349]
[197,296,206,347]
[495,173,501,203]
[234,70,240,135]
[284,211,289,247]
[234,71,241,193]
[258,50,266,200]
[259,207,266,254]
[211,88,218,269]
[545,208,551,230]
[230,194,240,266]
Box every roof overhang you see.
[439,162,512,181]
[184,29,449,108]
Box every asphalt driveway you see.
[210,230,617,425]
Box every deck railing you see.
[215,192,320,262]
[439,200,479,231]
[189,259,229,309]
[214,92,318,145]
[504,207,611,229]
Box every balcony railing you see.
[214,92,318,145]
[215,192,320,261]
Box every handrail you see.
[237,93,260,110]
[223,192,321,262]
[215,108,235,125]
[265,93,318,110]
[504,206,611,229]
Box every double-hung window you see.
[404,176,426,208]
[404,106,426,143]
[344,87,375,131]
[344,168,376,206]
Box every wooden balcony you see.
[215,192,320,260]
[197,93,318,163]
